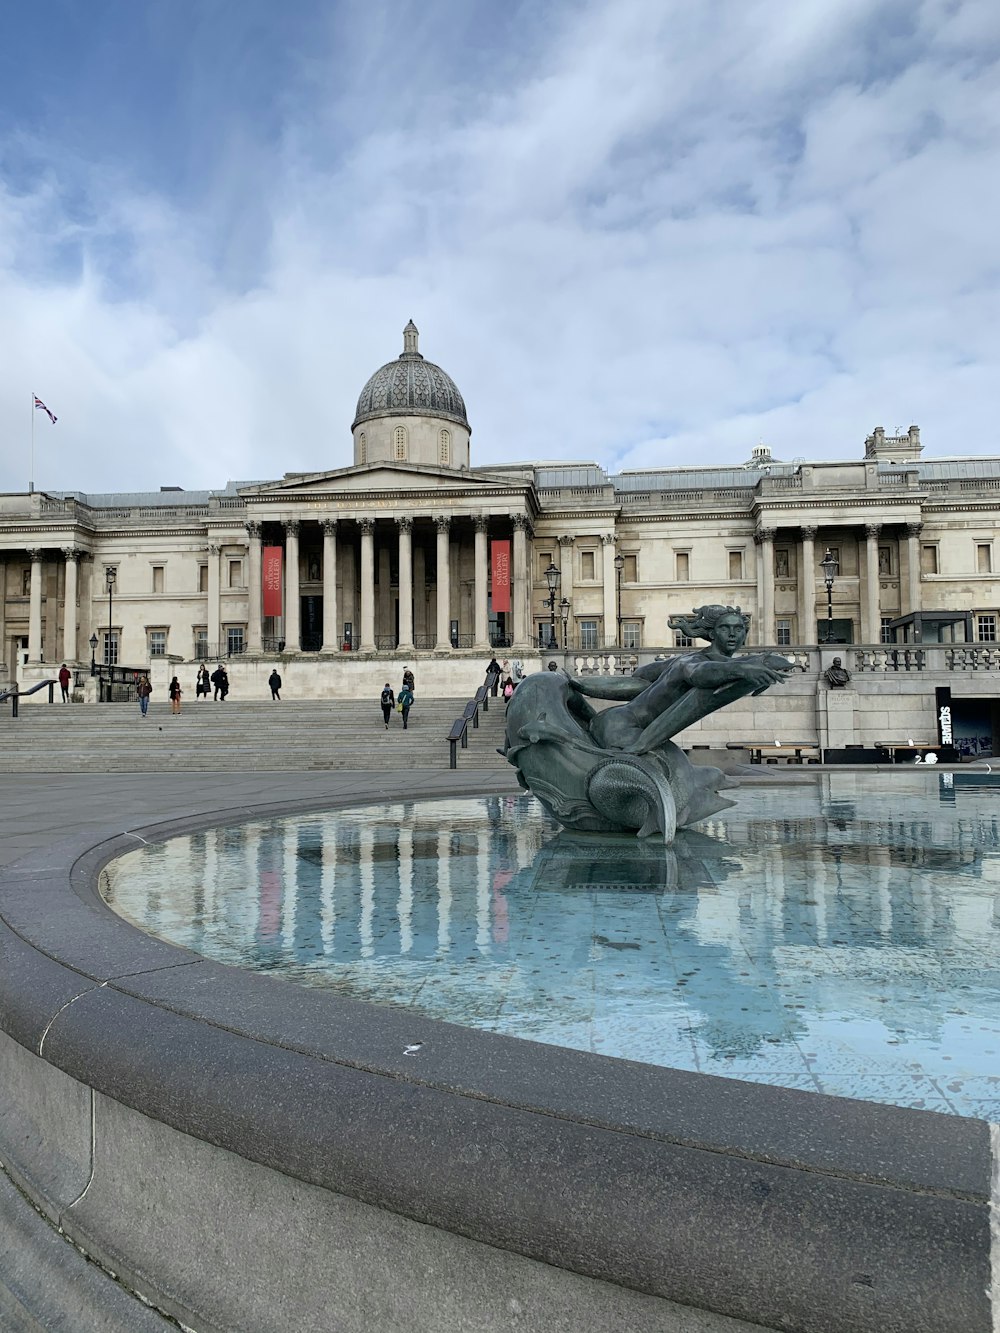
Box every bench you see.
[727,741,821,765]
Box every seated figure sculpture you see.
[502,606,800,843]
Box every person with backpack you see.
[397,683,414,729]
[380,682,395,729]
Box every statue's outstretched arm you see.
[568,676,650,701]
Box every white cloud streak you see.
[1,0,998,494]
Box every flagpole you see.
[29,392,35,495]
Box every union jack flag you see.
[33,395,57,424]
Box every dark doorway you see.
[301,596,323,652]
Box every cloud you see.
[0,0,998,495]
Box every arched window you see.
[439,429,451,465]
[393,425,408,461]
[359,432,367,464]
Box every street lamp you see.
[105,565,117,665]
[820,549,838,644]
[614,550,625,647]
[89,633,98,676]
[559,596,571,649]
[543,561,561,648]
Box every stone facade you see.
[1,325,998,745]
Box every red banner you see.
[491,540,511,613]
[262,545,283,617]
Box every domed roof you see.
[353,321,469,431]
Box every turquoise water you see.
[100,771,1000,1118]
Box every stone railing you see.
[573,653,638,676]
[851,645,1000,673]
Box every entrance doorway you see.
[300,596,323,652]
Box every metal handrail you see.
[447,670,499,769]
[1,679,58,717]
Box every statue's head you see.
[668,605,750,655]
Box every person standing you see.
[196,664,210,700]
[137,674,152,718]
[380,682,395,729]
[168,676,182,715]
[486,656,501,695]
[58,663,71,702]
[398,683,414,729]
[268,668,282,700]
[401,666,415,695]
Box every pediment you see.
[241,462,529,500]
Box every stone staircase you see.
[0,697,512,773]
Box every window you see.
[194,628,209,659]
[920,545,939,575]
[622,553,638,582]
[622,622,641,650]
[439,429,451,465]
[774,549,789,578]
[579,620,599,650]
[148,630,167,657]
[359,432,367,464]
[393,425,408,461]
[977,544,993,574]
[675,632,693,647]
[977,615,997,642]
[537,621,558,648]
[675,551,690,581]
[580,550,596,581]
[226,626,245,655]
[152,565,164,593]
[775,619,791,646]
[538,551,553,579]
[103,631,119,666]
[199,565,208,593]
[728,550,744,580]
[228,559,243,589]
[880,617,895,644]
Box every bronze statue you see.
[502,606,801,842]
[823,657,851,688]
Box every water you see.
[100,771,1000,1118]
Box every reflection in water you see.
[100,774,1000,1119]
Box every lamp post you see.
[614,550,625,647]
[820,549,838,644]
[89,633,98,676]
[105,565,117,665]
[559,597,571,649]
[543,561,560,648]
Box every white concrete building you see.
[2,323,998,751]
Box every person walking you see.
[137,674,152,718]
[168,676,182,715]
[486,656,501,695]
[268,668,282,700]
[196,664,210,700]
[380,682,395,729]
[58,663,71,702]
[398,683,414,729]
[401,666,415,695]
[211,664,229,701]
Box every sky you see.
[1,0,998,495]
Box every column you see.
[755,529,775,645]
[246,522,263,654]
[473,515,489,650]
[27,549,43,663]
[601,534,617,648]
[397,516,414,652]
[62,548,81,662]
[512,515,529,648]
[207,544,221,656]
[799,527,816,646]
[360,518,376,652]
[557,535,574,648]
[864,523,881,644]
[320,520,339,652]
[905,523,922,617]
[0,555,7,672]
[284,521,300,653]
[435,516,452,650]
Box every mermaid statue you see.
[501,605,801,843]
